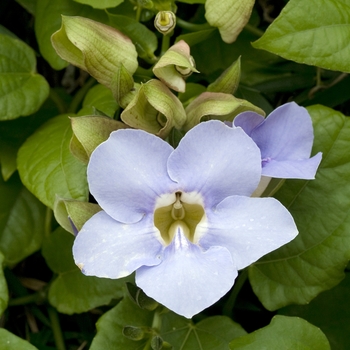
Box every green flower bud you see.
[153,40,199,92]
[121,79,186,138]
[154,11,176,35]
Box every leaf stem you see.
[176,18,212,32]
[223,269,248,317]
[48,306,66,350]
[49,88,68,114]
[160,34,171,56]
[45,206,53,237]
[68,77,96,114]
[8,292,44,306]
[136,5,142,22]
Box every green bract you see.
[184,92,265,131]
[51,16,138,92]
[205,0,255,43]
[153,40,199,92]
[121,79,186,138]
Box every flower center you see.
[154,191,206,246]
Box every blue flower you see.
[233,102,322,179]
[73,120,298,318]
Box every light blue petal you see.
[233,112,264,135]
[234,102,322,179]
[73,211,163,278]
[88,129,177,224]
[262,153,322,179]
[167,120,262,208]
[136,225,237,318]
[251,102,314,160]
[198,196,298,270]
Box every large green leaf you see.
[281,271,350,350]
[90,296,246,349]
[253,0,350,73]
[0,329,38,350]
[0,173,46,266]
[249,105,350,310]
[229,315,330,349]
[0,252,9,315]
[35,0,108,70]
[0,33,49,120]
[17,114,88,209]
[42,228,130,314]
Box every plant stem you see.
[223,269,248,317]
[48,306,66,350]
[176,18,212,32]
[49,88,67,114]
[68,77,96,114]
[45,206,53,237]
[9,292,44,306]
[244,23,264,37]
[136,5,142,22]
[160,34,171,56]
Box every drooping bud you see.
[51,16,138,92]
[205,0,255,43]
[153,40,198,92]
[70,115,128,163]
[154,11,176,35]
[207,57,241,95]
[53,198,102,235]
[121,79,186,138]
[184,92,265,131]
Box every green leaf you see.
[0,33,49,120]
[0,328,38,350]
[107,13,158,63]
[249,105,350,310]
[35,0,108,70]
[90,296,246,349]
[42,227,130,314]
[252,0,350,73]
[229,315,330,349]
[78,84,119,117]
[0,93,64,181]
[73,0,124,9]
[161,314,247,349]
[281,271,350,350]
[0,252,9,315]
[15,0,37,15]
[17,114,88,209]
[177,0,205,3]
[0,173,46,266]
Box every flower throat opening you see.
[154,192,205,245]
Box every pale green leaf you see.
[0,173,46,266]
[42,228,130,314]
[0,329,38,350]
[17,114,88,209]
[73,0,124,9]
[252,0,350,73]
[229,315,330,350]
[0,34,49,120]
[249,105,350,310]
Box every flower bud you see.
[154,11,176,35]
[121,79,186,138]
[153,40,198,92]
